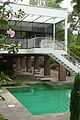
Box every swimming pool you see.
[8,83,71,115]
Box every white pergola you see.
[6,3,68,47]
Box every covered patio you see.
[6,3,68,51]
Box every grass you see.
[0,114,8,120]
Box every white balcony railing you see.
[9,37,65,50]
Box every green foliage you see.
[45,0,60,7]
[50,63,59,70]
[69,45,80,58]
[0,71,11,86]
[14,79,22,86]
[68,29,78,46]
[30,0,61,7]
[55,0,62,3]
[72,0,80,13]
[6,43,21,54]
[0,71,7,86]
[70,73,80,120]
[0,36,21,54]
[0,19,8,25]
[55,21,65,41]
[69,0,80,35]
[0,2,25,54]
[40,57,44,68]
[0,36,8,49]
[30,0,38,5]
[0,114,5,120]
[0,1,9,26]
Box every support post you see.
[44,55,50,76]
[34,55,40,72]
[16,57,21,71]
[65,18,68,51]
[21,57,26,72]
[26,55,32,72]
[58,65,66,81]
[53,18,55,50]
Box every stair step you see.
[49,52,80,74]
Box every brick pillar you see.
[0,59,2,72]
[44,55,50,76]
[21,57,26,72]
[16,57,21,70]
[34,55,40,72]
[7,56,13,74]
[58,65,66,81]
[26,55,32,72]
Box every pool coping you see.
[0,86,70,120]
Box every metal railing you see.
[9,37,80,69]
[9,37,65,50]
[55,40,80,68]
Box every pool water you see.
[8,83,71,115]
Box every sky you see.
[0,0,73,12]
[60,0,73,12]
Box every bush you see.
[0,114,6,120]
[0,71,12,86]
[14,79,22,86]
[70,73,80,120]
[50,63,59,70]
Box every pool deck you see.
[0,70,74,120]
[0,87,70,120]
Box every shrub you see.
[50,63,59,70]
[0,114,5,120]
[14,79,22,86]
[70,73,80,120]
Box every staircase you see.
[49,52,80,74]
[48,41,80,74]
[27,37,80,74]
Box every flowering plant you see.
[0,1,25,54]
[0,29,21,54]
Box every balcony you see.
[0,37,66,54]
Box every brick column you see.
[16,57,21,70]
[58,65,66,81]
[44,55,50,76]
[0,59,3,71]
[21,57,26,72]
[26,55,32,72]
[7,56,13,74]
[34,55,40,72]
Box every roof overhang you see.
[6,3,68,24]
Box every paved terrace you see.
[0,87,70,120]
[0,70,74,120]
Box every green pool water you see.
[8,83,71,115]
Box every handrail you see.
[54,40,80,67]
[57,40,80,61]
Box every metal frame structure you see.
[6,3,68,48]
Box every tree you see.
[70,73,80,120]
[30,0,60,7]
[69,0,80,44]
[0,1,25,54]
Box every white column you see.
[53,18,55,50]
[65,18,68,51]
[53,18,55,41]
